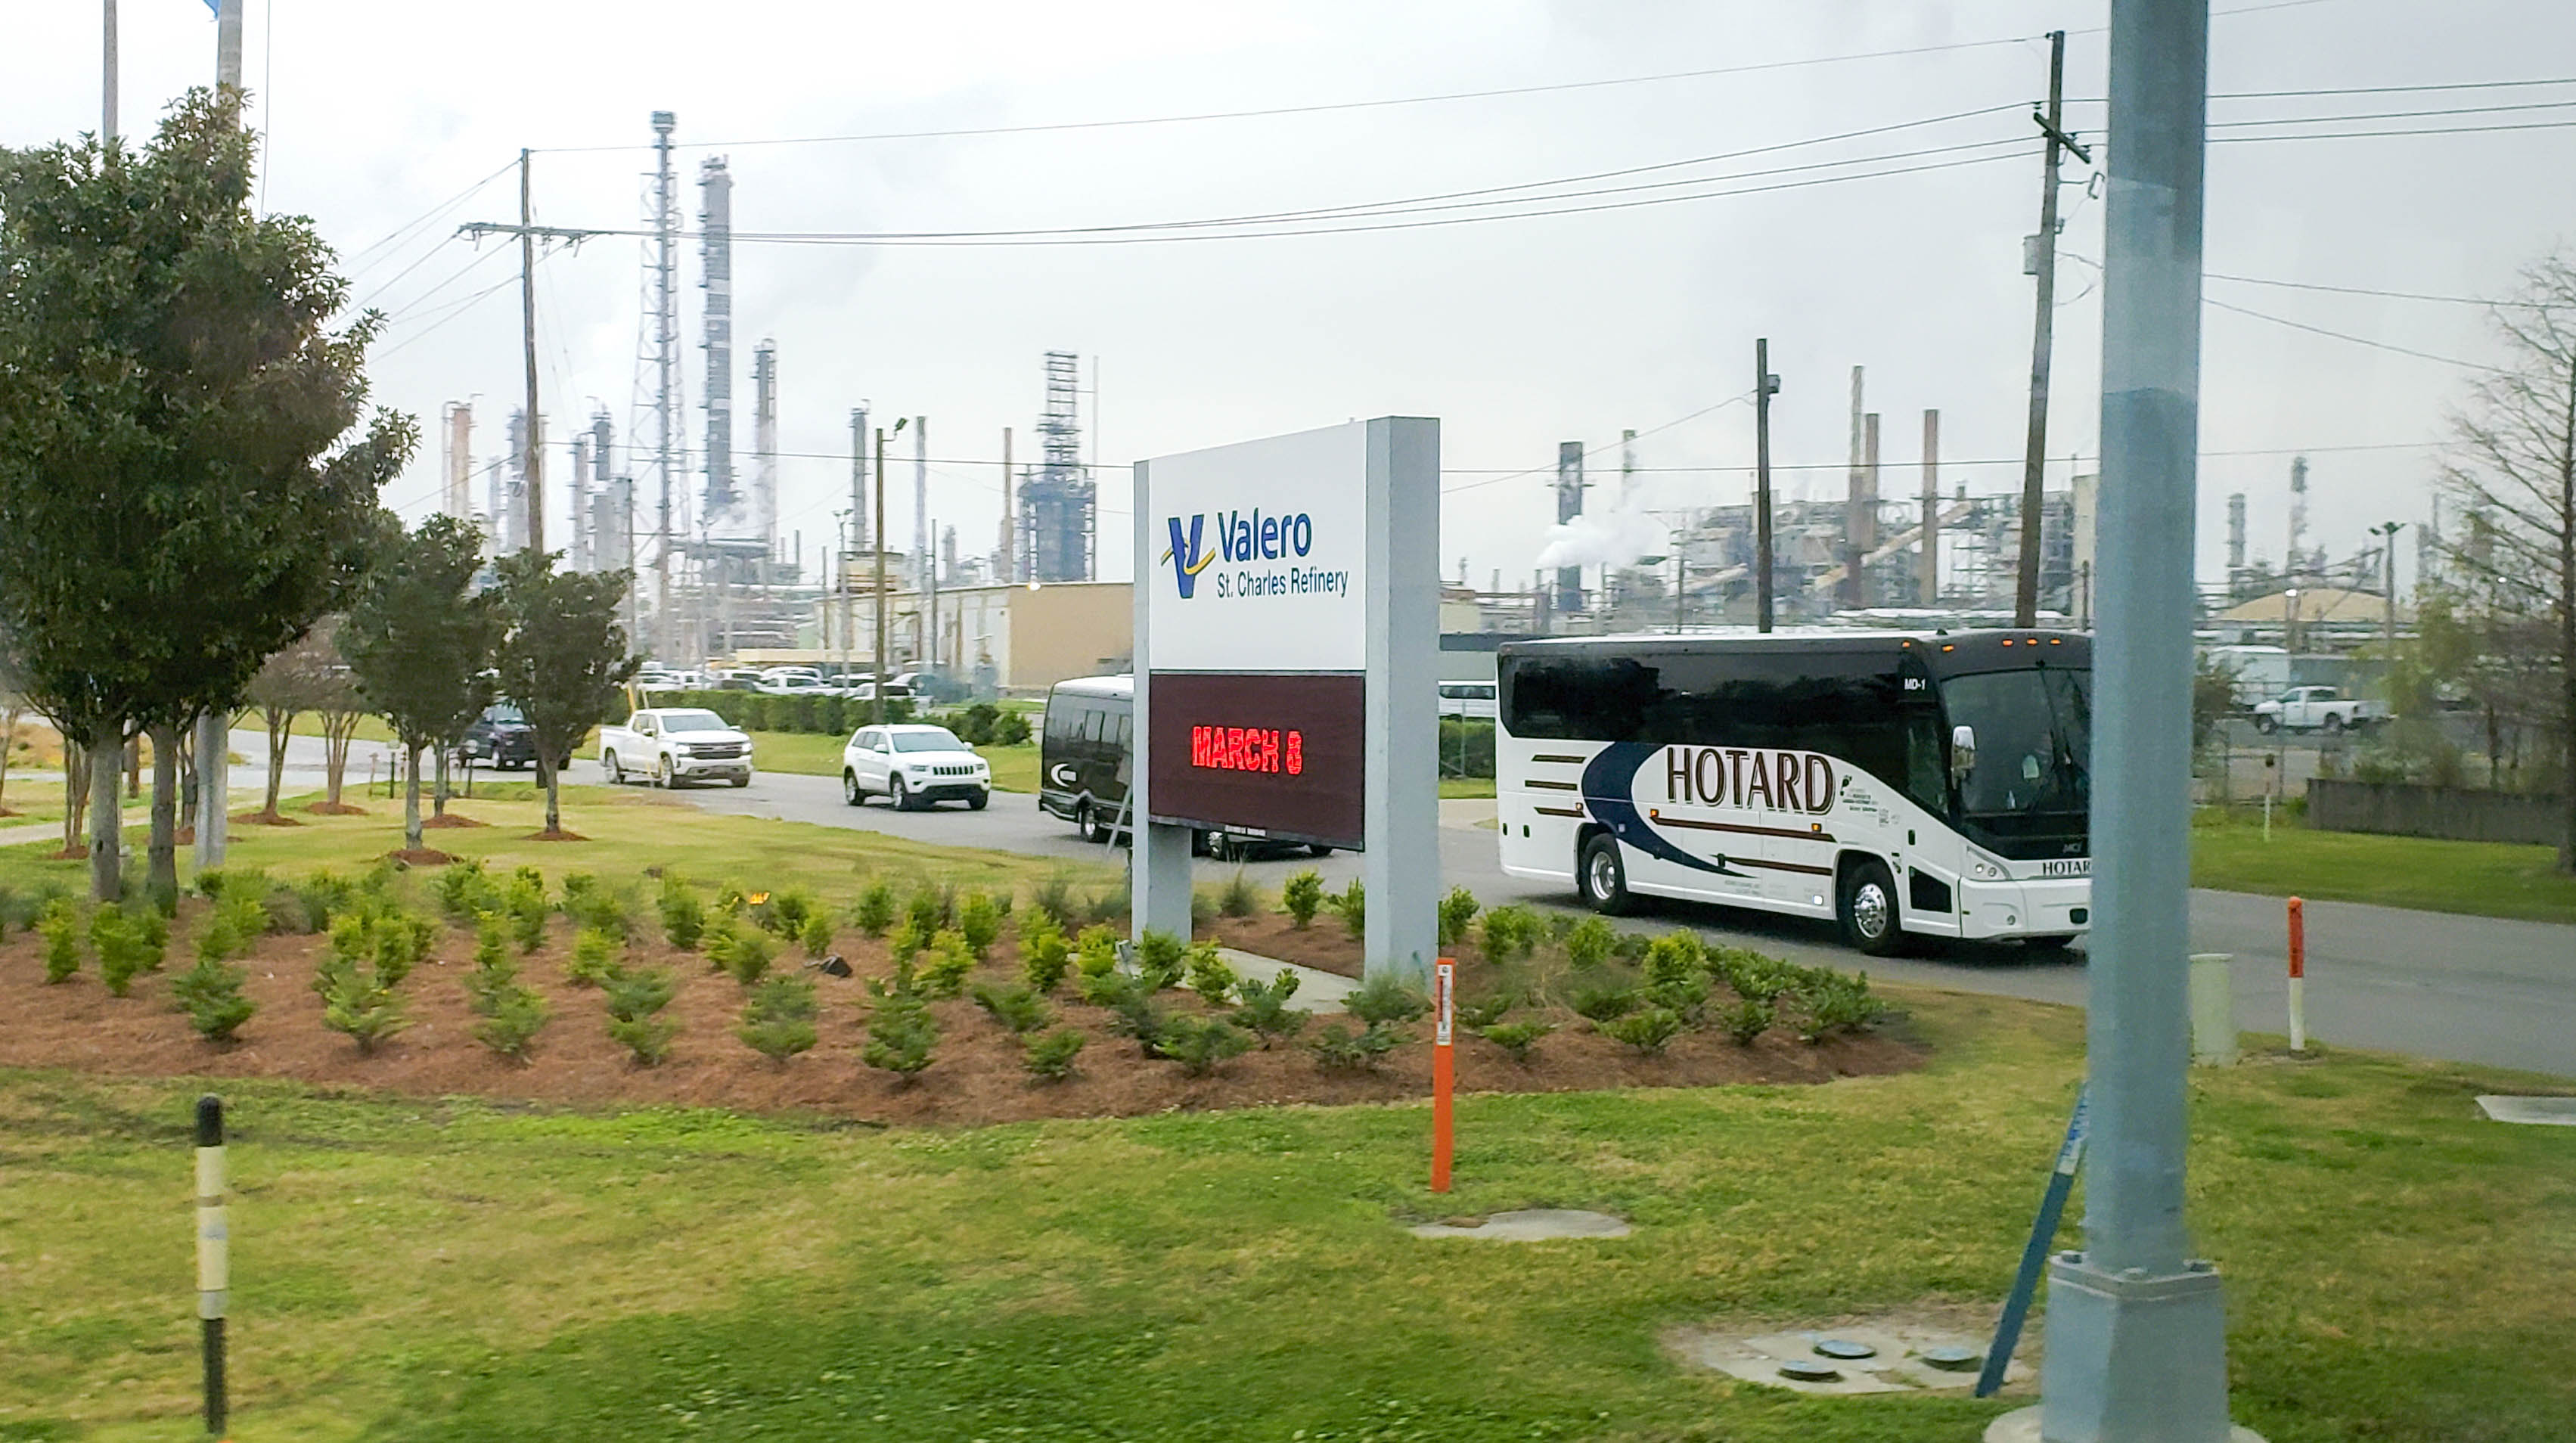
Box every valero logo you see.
[1161,514,1215,599]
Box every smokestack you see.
[1556,442,1584,615]
[1844,366,1866,607]
[753,338,778,565]
[590,411,614,572]
[503,408,528,553]
[570,433,591,570]
[2226,492,2247,573]
[1920,409,1939,605]
[442,403,473,522]
[2288,455,2309,580]
[698,157,735,523]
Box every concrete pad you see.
[1985,1406,2264,1442]
[1409,1209,1631,1241]
[1211,948,1357,1016]
[1671,1320,2027,1396]
[2475,1094,2576,1125]
[1438,798,1498,832]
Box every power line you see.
[2205,296,2498,371]
[344,157,517,273]
[2207,272,2517,306]
[2206,95,2576,129]
[2211,116,2576,143]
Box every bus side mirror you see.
[1950,725,1977,787]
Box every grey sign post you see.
[1130,417,1440,982]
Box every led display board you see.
[1145,672,1364,849]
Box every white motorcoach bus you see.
[1496,629,2092,955]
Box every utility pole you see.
[2371,520,2405,653]
[2016,28,2093,627]
[651,112,679,660]
[875,419,907,725]
[913,418,929,662]
[2025,3,2242,1440]
[103,0,117,143]
[461,181,603,563]
[1001,427,1016,583]
[1920,409,1941,606]
[1754,339,1780,633]
[215,0,242,92]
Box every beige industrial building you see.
[812,579,1131,692]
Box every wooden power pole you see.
[1755,339,1780,632]
[461,167,603,560]
[2015,29,2093,625]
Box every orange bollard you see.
[1431,958,1454,1193]
[2286,896,2308,1053]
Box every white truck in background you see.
[2251,686,2385,735]
[597,706,756,788]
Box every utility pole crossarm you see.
[2032,110,2093,165]
[456,222,611,246]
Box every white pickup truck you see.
[2251,686,2385,734]
[597,706,755,788]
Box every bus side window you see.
[1083,709,1106,744]
[1115,712,1131,746]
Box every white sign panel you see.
[1141,420,1367,674]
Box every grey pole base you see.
[1985,1408,2264,1443]
[2029,1255,2245,1442]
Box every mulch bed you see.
[0,909,1921,1129]
[234,810,305,827]
[420,814,486,830]
[306,802,367,817]
[526,830,588,843]
[385,849,455,866]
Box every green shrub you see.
[436,858,495,921]
[605,967,680,1064]
[322,967,408,1053]
[1100,981,1170,1057]
[474,984,552,1061]
[503,874,550,953]
[1715,947,1793,1002]
[1325,879,1365,939]
[38,898,82,983]
[709,925,779,988]
[757,886,818,940]
[1437,886,1480,946]
[737,976,820,1063]
[1571,985,1640,1024]
[91,905,162,997]
[1027,872,1079,928]
[568,926,623,987]
[1230,969,1309,1047]
[1280,870,1325,930]
[888,917,929,970]
[1610,929,1651,962]
[1308,1021,1407,1072]
[374,914,435,987]
[559,870,597,906]
[970,981,1052,1034]
[957,890,1004,957]
[213,889,270,950]
[1017,910,1072,994]
[1343,974,1428,1027]
[1133,930,1189,991]
[1720,997,1776,1045]
[1562,916,1616,970]
[172,956,256,1042]
[904,883,951,936]
[657,876,706,951]
[850,880,898,937]
[797,909,834,957]
[1216,869,1260,920]
[1073,923,1121,978]
[565,882,635,939]
[1479,905,1542,963]
[1643,930,1705,986]
[861,991,940,1081]
[1184,943,1237,1005]
[917,929,976,998]
[1157,1015,1252,1077]
[1792,969,1892,1041]
[1455,990,1517,1030]
[713,881,750,919]
[1476,1019,1554,1062]
[291,870,349,934]
[1022,1026,1086,1081]
[465,915,520,1015]
[1603,1006,1684,1055]
[194,917,242,967]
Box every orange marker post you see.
[1431,958,1455,1193]
[2286,896,2307,1054]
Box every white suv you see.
[843,724,991,811]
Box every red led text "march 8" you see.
[1189,725,1304,776]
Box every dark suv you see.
[458,703,538,769]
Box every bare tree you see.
[2441,253,2576,871]
[308,619,371,815]
[244,632,340,822]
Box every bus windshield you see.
[1942,666,2090,831]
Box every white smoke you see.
[1533,508,1669,572]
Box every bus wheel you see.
[1837,860,1905,957]
[1578,833,1634,915]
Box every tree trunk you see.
[147,721,180,905]
[2557,345,2575,874]
[0,705,18,812]
[264,707,290,817]
[61,740,87,854]
[324,718,351,808]
[177,718,198,839]
[405,741,425,852]
[125,736,141,799]
[540,751,560,834]
[88,730,123,901]
[433,745,451,818]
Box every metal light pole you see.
[195,0,248,874]
[2022,2,2251,1440]
[102,0,118,143]
[2370,521,2405,654]
[1754,340,1780,632]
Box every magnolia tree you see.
[0,93,407,900]
[343,516,498,854]
[492,552,638,838]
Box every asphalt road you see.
[636,765,2574,1079]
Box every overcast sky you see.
[6,0,2569,598]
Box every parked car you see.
[842,724,991,810]
[756,673,839,698]
[597,707,755,788]
[1437,681,1498,720]
[457,703,542,770]
[2252,686,2385,734]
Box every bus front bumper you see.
[1955,875,2091,941]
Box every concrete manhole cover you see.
[2476,1095,2576,1126]
[1670,1316,2023,1396]
[1408,1209,1631,1240]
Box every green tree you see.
[489,551,638,836]
[343,515,498,853]
[0,93,408,901]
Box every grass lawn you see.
[2192,805,2576,924]
[1441,775,1497,799]
[3,988,2570,1441]
[0,784,1116,904]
